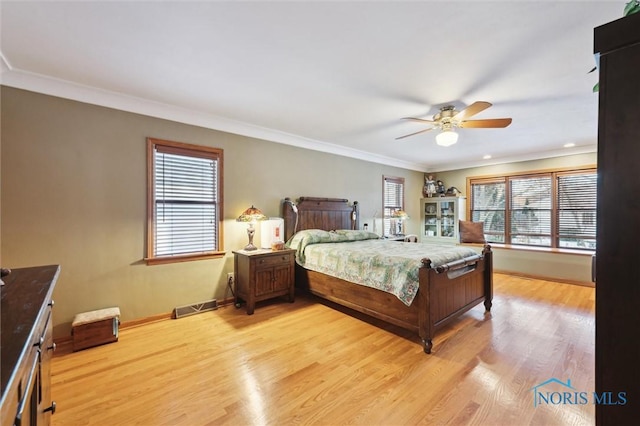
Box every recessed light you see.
[564,143,576,148]
[483,155,492,160]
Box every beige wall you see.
[1,87,424,338]
[434,153,597,284]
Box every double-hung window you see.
[469,178,506,243]
[469,167,596,250]
[146,138,224,264]
[556,171,597,249]
[509,175,552,246]
[383,176,405,236]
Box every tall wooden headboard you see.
[282,197,359,242]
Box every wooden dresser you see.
[1,265,60,426]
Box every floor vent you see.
[174,299,218,319]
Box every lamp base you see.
[244,224,257,250]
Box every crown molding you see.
[0,66,429,172]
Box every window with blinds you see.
[147,138,224,264]
[469,168,596,250]
[383,176,404,236]
[471,179,506,243]
[510,176,552,246]
[557,172,597,250]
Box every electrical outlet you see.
[227,272,235,285]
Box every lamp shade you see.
[236,205,267,222]
[391,210,409,220]
[436,129,459,147]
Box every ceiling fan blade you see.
[459,118,512,128]
[401,117,437,124]
[452,101,492,121]
[395,127,435,140]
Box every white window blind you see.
[383,176,404,236]
[509,176,552,246]
[557,172,597,250]
[471,180,506,243]
[148,139,223,262]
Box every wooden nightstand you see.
[232,248,296,314]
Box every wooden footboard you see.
[283,196,493,354]
[419,245,493,353]
[296,245,493,354]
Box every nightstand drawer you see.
[255,252,294,268]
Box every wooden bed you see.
[283,196,493,354]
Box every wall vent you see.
[173,299,218,319]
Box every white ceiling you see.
[0,1,622,171]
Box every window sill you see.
[145,251,226,265]
[459,242,594,257]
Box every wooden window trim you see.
[467,165,596,250]
[146,138,225,265]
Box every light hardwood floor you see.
[51,273,595,426]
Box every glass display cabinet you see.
[420,197,466,243]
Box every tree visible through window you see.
[469,168,596,250]
[146,138,224,264]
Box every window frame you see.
[509,173,553,247]
[382,175,405,236]
[555,169,597,250]
[467,166,596,251]
[146,137,225,265]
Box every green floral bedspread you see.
[287,229,479,306]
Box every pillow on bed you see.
[286,229,382,263]
[459,221,486,243]
[286,229,379,250]
[286,229,333,249]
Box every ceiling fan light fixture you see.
[436,128,458,147]
[396,101,512,142]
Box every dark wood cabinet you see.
[233,249,295,314]
[1,265,59,426]
[594,12,640,424]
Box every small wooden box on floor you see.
[72,307,120,351]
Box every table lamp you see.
[391,210,409,236]
[236,205,268,250]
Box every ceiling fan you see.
[396,101,512,146]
